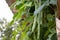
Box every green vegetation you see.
[0,0,57,40]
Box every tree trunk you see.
[57,0,60,19]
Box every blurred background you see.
[0,0,57,40]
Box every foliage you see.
[0,0,57,40]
